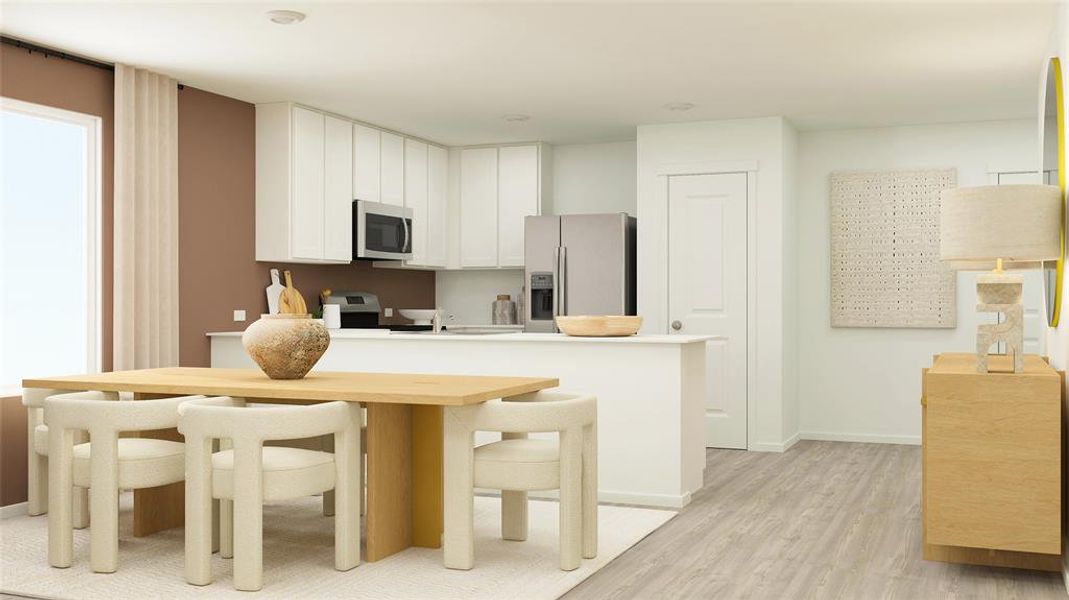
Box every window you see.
[0,98,101,395]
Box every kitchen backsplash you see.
[436,269,525,326]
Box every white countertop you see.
[207,329,711,345]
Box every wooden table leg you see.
[365,403,443,561]
[132,393,184,537]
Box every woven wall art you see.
[830,168,957,328]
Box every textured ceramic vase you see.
[242,314,330,379]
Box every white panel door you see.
[497,145,539,267]
[404,139,429,265]
[460,147,499,267]
[291,106,324,260]
[380,131,405,206]
[323,115,353,261]
[352,123,381,203]
[426,145,448,267]
[995,170,1047,354]
[668,173,748,449]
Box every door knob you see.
[671,320,682,331]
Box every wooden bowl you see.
[555,315,643,337]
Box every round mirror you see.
[1043,57,1065,327]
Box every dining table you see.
[22,367,559,561]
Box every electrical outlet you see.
[384,307,394,318]
[233,309,246,322]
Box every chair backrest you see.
[177,396,358,444]
[44,392,203,432]
[24,388,119,408]
[453,390,596,434]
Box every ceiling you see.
[0,1,1056,146]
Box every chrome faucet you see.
[432,307,443,334]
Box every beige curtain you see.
[113,64,179,370]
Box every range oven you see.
[353,200,413,260]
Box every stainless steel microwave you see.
[353,200,412,260]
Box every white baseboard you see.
[799,431,921,446]
[1,502,27,519]
[748,432,801,453]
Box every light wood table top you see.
[22,367,558,406]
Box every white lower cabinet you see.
[256,103,352,264]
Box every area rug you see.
[0,494,673,599]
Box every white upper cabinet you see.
[380,132,405,206]
[256,103,351,264]
[426,145,448,267]
[497,145,540,267]
[290,106,326,260]
[352,123,381,203]
[460,147,499,267]
[404,139,429,265]
[323,115,353,261]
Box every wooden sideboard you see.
[922,353,1062,571]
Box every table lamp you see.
[940,184,1062,373]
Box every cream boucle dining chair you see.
[178,397,362,592]
[44,392,205,573]
[443,391,597,571]
[22,388,116,525]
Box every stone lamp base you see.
[975,272,1024,373]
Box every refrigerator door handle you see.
[559,246,567,318]
[553,246,561,320]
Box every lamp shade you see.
[940,184,1062,270]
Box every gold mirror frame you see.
[1044,57,1065,327]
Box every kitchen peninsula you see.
[210,330,709,508]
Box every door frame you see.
[0,96,103,383]
[656,160,757,450]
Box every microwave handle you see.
[402,217,410,253]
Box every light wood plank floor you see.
[565,441,1066,599]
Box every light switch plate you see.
[233,309,246,322]
[384,308,394,318]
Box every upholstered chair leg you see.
[89,430,120,573]
[220,500,234,559]
[27,410,48,516]
[232,443,264,591]
[47,427,75,568]
[558,428,583,571]
[73,430,90,529]
[581,422,598,559]
[443,409,475,570]
[185,435,214,585]
[333,407,361,571]
[501,491,528,542]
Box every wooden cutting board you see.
[278,270,307,315]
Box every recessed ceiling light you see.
[502,114,531,122]
[267,10,306,25]
[663,102,695,112]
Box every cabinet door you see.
[291,106,325,260]
[497,145,539,267]
[460,147,499,267]
[426,145,448,267]
[380,132,405,206]
[352,123,381,203]
[324,115,353,261]
[404,139,429,265]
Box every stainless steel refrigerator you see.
[524,213,637,333]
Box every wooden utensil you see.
[278,270,307,315]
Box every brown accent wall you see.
[0,44,115,373]
[176,87,435,368]
[0,48,435,505]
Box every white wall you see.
[435,269,524,325]
[797,119,1039,444]
[552,140,637,215]
[438,140,637,325]
[637,116,797,451]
